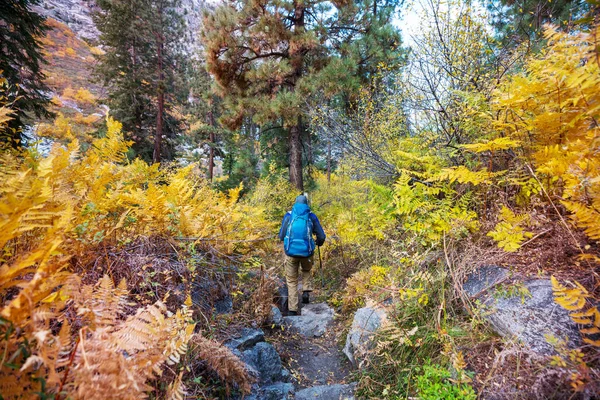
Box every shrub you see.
[414,364,476,400]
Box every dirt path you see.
[272,315,353,388]
[265,298,356,399]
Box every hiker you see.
[278,194,326,316]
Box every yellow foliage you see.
[487,206,534,252]
[432,166,494,186]
[494,24,600,242]
[62,87,96,106]
[310,172,396,244]
[343,265,390,310]
[551,276,600,347]
[90,46,105,56]
[461,137,521,153]
[0,113,270,397]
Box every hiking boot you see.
[288,310,299,316]
[302,291,310,304]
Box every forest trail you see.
[270,298,356,399]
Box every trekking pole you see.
[318,245,324,289]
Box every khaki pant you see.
[284,255,313,312]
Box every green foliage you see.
[0,0,52,146]
[414,364,477,400]
[202,0,405,189]
[488,0,590,46]
[311,172,396,245]
[94,0,187,162]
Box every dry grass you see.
[187,334,254,396]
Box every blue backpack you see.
[284,203,315,257]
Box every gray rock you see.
[479,279,581,354]
[283,303,334,338]
[295,383,357,400]
[464,268,582,354]
[276,283,289,312]
[242,342,285,384]
[343,306,387,367]
[464,265,510,297]
[269,305,284,327]
[214,296,233,314]
[245,382,294,400]
[226,328,265,351]
[263,382,295,399]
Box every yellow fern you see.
[551,276,600,347]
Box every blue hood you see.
[292,203,310,215]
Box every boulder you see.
[245,382,294,400]
[275,282,289,312]
[242,342,286,384]
[283,303,334,338]
[463,265,510,297]
[343,305,387,367]
[214,296,233,314]
[268,305,284,327]
[465,267,581,354]
[295,383,357,400]
[226,328,265,351]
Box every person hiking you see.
[278,194,326,316]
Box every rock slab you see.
[295,383,357,400]
[463,265,510,297]
[283,303,334,338]
[227,328,293,399]
[343,305,387,367]
[226,328,265,351]
[464,267,581,354]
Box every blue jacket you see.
[278,204,326,256]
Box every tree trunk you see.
[305,121,313,180]
[289,121,303,191]
[153,11,164,164]
[327,136,332,184]
[288,1,305,191]
[207,105,215,181]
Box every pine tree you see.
[94,0,186,162]
[488,0,591,46]
[0,0,52,147]
[201,0,403,190]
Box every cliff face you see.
[34,0,205,46]
[34,0,100,41]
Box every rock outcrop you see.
[226,328,294,399]
[295,383,357,400]
[464,265,581,354]
[283,303,334,338]
[343,304,388,367]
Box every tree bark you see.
[327,136,332,184]
[289,121,303,191]
[207,104,215,181]
[288,1,305,191]
[153,7,164,164]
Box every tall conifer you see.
[0,0,52,147]
[94,0,186,162]
[202,0,403,190]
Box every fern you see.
[190,334,253,395]
[551,276,600,347]
[487,206,534,252]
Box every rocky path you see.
[227,301,356,399]
[276,303,354,393]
